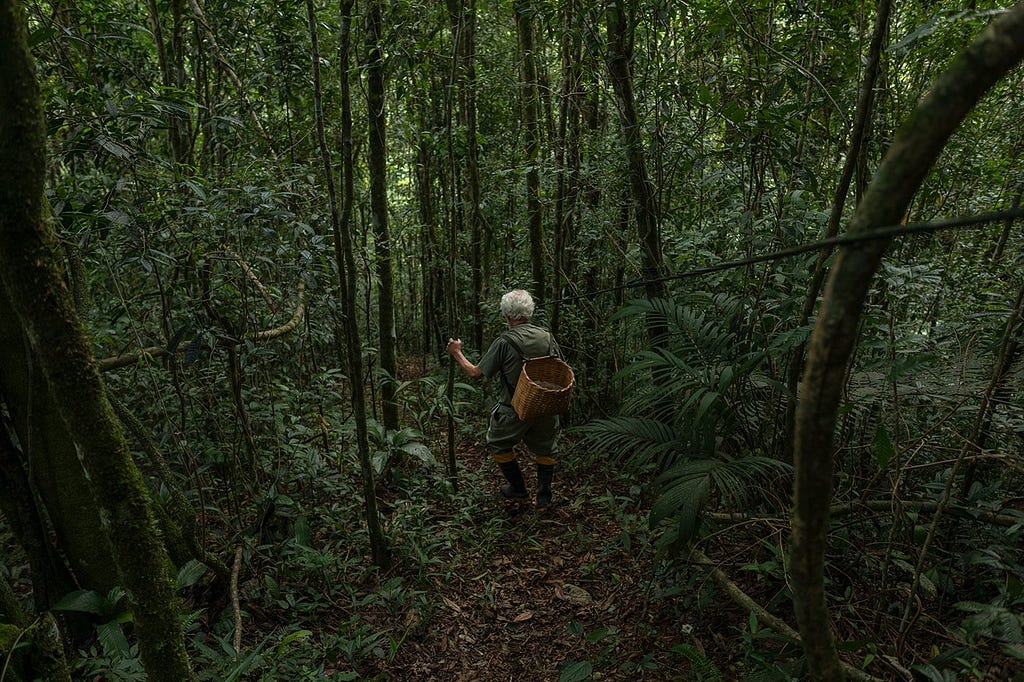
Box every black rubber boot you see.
[536,463,554,511]
[497,460,529,501]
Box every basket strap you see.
[498,333,524,401]
[498,330,558,397]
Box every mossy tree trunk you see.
[0,425,79,613]
[0,2,195,679]
[0,270,118,601]
[791,7,1024,680]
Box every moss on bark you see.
[0,278,118,600]
[0,2,195,679]
[0,615,72,682]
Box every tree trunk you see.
[791,8,1024,679]
[334,0,389,568]
[415,94,440,357]
[0,2,195,678]
[0,425,78,613]
[145,0,192,168]
[990,187,1021,263]
[514,0,545,302]
[462,0,483,350]
[551,0,583,336]
[784,0,891,462]
[0,290,117,600]
[366,0,400,431]
[605,1,666,339]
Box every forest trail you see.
[361,438,724,681]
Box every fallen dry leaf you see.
[555,582,593,605]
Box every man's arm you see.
[446,338,483,379]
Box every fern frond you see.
[671,643,722,682]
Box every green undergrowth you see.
[52,427,702,680]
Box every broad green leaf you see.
[52,590,107,616]
[293,514,312,548]
[176,559,208,589]
[558,660,593,682]
[400,441,436,465]
[873,425,895,468]
[97,621,130,657]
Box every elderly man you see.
[446,289,562,510]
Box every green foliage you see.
[578,296,791,551]
[737,612,804,682]
[671,643,722,682]
[9,0,1024,678]
[558,660,593,682]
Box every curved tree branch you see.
[224,248,277,313]
[98,345,168,371]
[97,277,306,370]
[689,547,886,681]
[250,279,305,341]
[791,6,1024,679]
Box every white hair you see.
[500,289,535,321]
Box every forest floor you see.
[303,356,787,681]
[305,398,785,682]
[380,448,695,681]
[364,443,723,682]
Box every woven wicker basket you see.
[511,356,575,420]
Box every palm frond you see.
[708,456,792,509]
[574,416,682,470]
[651,456,793,549]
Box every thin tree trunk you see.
[514,0,545,302]
[605,1,666,340]
[990,187,1021,263]
[784,0,891,461]
[956,282,1024,499]
[448,0,484,350]
[462,0,483,350]
[0,3,195,677]
[791,8,1024,679]
[551,0,583,336]
[331,0,389,567]
[144,0,192,168]
[415,95,439,357]
[365,0,399,431]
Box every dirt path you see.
[371,443,705,681]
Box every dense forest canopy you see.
[1,0,1023,679]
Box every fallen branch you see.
[689,546,899,681]
[689,546,801,640]
[706,499,1022,527]
[231,546,243,653]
